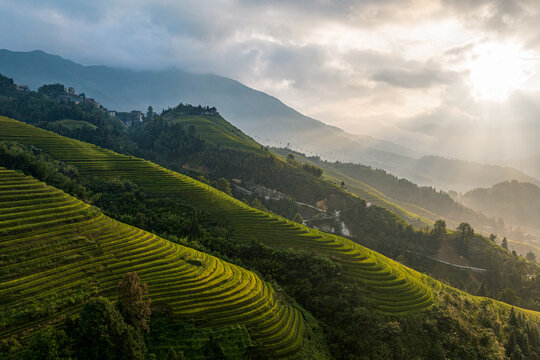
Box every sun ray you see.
[468,42,533,102]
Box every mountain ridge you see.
[1,49,538,192]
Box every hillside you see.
[2,75,539,312]
[2,50,537,192]
[402,156,540,192]
[271,148,476,229]
[0,49,411,160]
[159,108,263,153]
[272,148,540,258]
[0,167,305,357]
[0,116,436,315]
[3,117,540,357]
[2,77,540,304]
[462,181,540,232]
[506,156,540,180]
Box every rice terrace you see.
[2,2,540,356]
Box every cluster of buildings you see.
[15,83,101,108]
[114,110,144,127]
[56,86,102,109]
[15,84,29,92]
[14,82,145,127]
[55,86,145,127]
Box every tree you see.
[499,288,519,305]
[432,219,446,237]
[146,106,154,120]
[526,251,536,263]
[457,222,473,239]
[301,163,323,177]
[340,180,345,188]
[187,209,202,239]
[117,272,152,332]
[293,213,303,224]
[510,345,524,360]
[166,348,185,360]
[75,297,146,360]
[167,348,179,360]
[502,237,509,250]
[489,233,497,242]
[23,326,72,360]
[216,178,232,195]
[37,84,65,98]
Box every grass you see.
[0,116,435,315]
[1,116,539,329]
[0,167,304,357]
[48,119,98,130]
[163,113,263,152]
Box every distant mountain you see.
[0,49,412,160]
[391,156,540,192]
[1,49,537,191]
[461,180,540,230]
[504,156,540,180]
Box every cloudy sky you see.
[2,0,540,160]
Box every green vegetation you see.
[0,117,436,315]
[0,74,133,154]
[272,147,500,230]
[3,117,540,358]
[160,105,262,152]
[49,119,98,131]
[2,77,540,357]
[0,166,305,357]
[462,180,540,231]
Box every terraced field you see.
[0,116,437,315]
[0,167,304,357]
[163,113,263,152]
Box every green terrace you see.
[3,116,540,325]
[0,167,304,357]
[0,116,437,315]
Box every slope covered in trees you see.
[462,180,540,231]
[0,117,435,315]
[271,148,496,229]
[1,75,539,315]
[2,117,540,358]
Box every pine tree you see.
[502,237,508,250]
[509,308,519,327]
